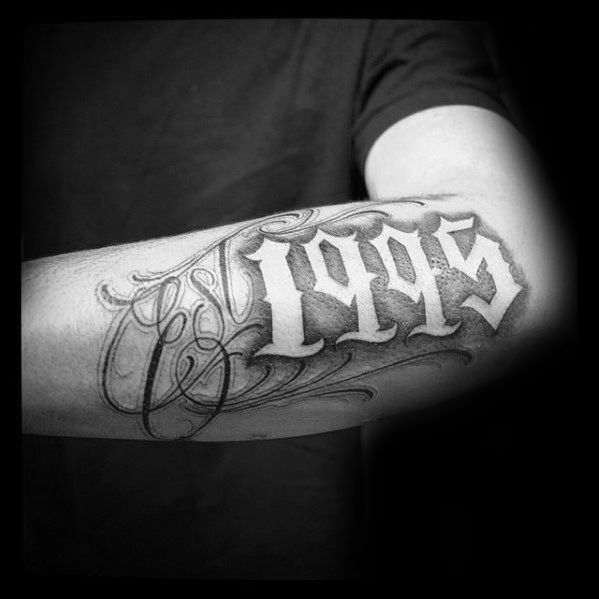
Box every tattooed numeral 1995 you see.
[97,202,525,439]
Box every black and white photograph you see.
[20,16,577,585]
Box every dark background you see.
[19,17,577,587]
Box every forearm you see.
[21,187,565,441]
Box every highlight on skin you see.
[97,199,526,440]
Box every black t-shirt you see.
[22,19,506,578]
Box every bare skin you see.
[21,107,569,441]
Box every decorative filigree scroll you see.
[97,199,522,439]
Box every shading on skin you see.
[97,199,526,440]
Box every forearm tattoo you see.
[97,199,526,439]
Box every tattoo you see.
[97,200,526,439]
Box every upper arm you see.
[364,105,535,199]
[363,104,569,339]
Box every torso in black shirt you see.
[22,19,504,578]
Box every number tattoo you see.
[97,200,526,439]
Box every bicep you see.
[365,105,537,196]
[363,104,569,334]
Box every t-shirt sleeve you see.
[352,20,510,172]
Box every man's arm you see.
[21,106,568,441]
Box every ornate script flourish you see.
[97,199,521,439]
